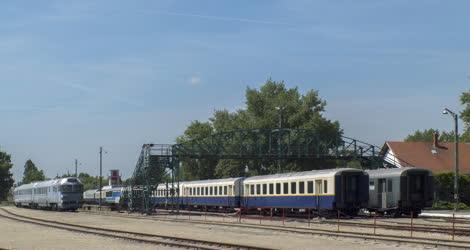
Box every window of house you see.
[291,182,297,194]
[283,182,289,194]
[269,183,274,195]
[299,181,305,194]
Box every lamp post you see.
[275,106,285,173]
[443,108,459,211]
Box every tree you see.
[405,129,454,142]
[77,172,109,191]
[405,90,470,143]
[22,159,45,184]
[0,149,14,201]
[178,79,343,180]
[460,90,470,142]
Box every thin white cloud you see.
[60,82,144,108]
[188,75,201,86]
[62,82,95,93]
[146,10,289,25]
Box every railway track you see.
[0,208,270,250]
[78,209,470,249]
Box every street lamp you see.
[275,106,286,173]
[442,108,459,212]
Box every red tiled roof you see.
[383,141,470,173]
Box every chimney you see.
[433,132,439,148]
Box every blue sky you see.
[1,0,469,181]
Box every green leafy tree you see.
[0,149,14,201]
[77,172,109,190]
[22,159,45,184]
[405,129,454,142]
[405,90,470,143]
[178,79,343,180]
[177,121,219,180]
[461,90,470,142]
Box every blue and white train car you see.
[241,168,368,215]
[180,178,244,208]
[105,186,125,206]
[14,177,83,211]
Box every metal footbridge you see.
[127,128,410,213]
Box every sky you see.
[1,0,469,181]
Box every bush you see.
[434,172,470,207]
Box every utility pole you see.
[443,108,460,211]
[276,106,285,173]
[99,147,103,210]
[75,159,78,177]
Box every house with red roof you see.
[380,133,470,173]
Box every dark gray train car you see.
[366,167,434,217]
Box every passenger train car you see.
[366,167,434,217]
[14,177,83,211]
[181,178,243,208]
[82,186,126,209]
[242,168,369,215]
[151,168,369,216]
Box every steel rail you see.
[78,209,470,249]
[0,208,270,250]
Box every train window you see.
[299,182,305,194]
[205,187,208,196]
[216,186,219,195]
[291,182,297,194]
[189,188,192,196]
[197,187,200,195]
[283,182,288,194]
[228,185,233,195]
[250,185,255,195]
[269,183,274,195]
[323,180,328,194]
[387,180,393,192]
[262,184,267,195]
[219,186,223,195]
[307,181,313,193]
[210,186,213,195]
[256,184,261,195]
[224,186,228,195]
[276,183,281,194]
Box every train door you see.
[409,174,424,201]
[315,180,322,210]
[378,179,387,209]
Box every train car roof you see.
[243,168,362,183]
[366,167,432,178]
[14,177,82,190]
[179,177,244,186]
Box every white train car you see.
[14,177,83,211]
[180,178,244,208]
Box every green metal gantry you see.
[128,128,409,213]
